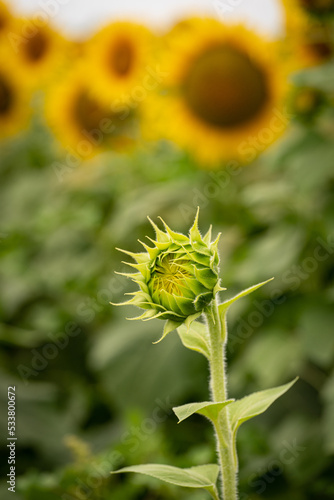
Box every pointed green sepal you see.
[126,309,160,321]
[147,216,170,243]
[114,271,139,279]
[110,294,147,307]
[213,282,226,295]
[194,267,218,289]
[203,225,212,245]
[189,207,202,244]
[153,319,182,344]
[158,216,189,243]
[184,311,202,330]
[121,261,150,281]
[138,240,160,260]
[194,292,213,311]
[210,232,221,254]
[146,236,170,251]
[116,248,149,264]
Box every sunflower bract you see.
[116,210,223,338]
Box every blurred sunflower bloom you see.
[145,18,288,166]
[8,18,69,87]
[0,55,31,138]
[0,1,13,39]
[282,0,334,66]
[290,86,326,122]
[84,21,154,106]
[45,65,138,159]
[301,20,334,64]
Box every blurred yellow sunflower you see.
[0,54,31,138]
[300,20,334,65]
[8,18,69,87]
[0,1,13,38]
[84,22,153,106]
[45,65,138,159]
[145,18,288,166]
[282,0,334,66]
[289,86,325,122]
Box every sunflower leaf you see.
[229,378,298,432]
[173,400,234,424]
[218,278,274,316]
[177,321,210,359]
[218,278,274,343]
[111,463,220,499]
[228,378,298,466]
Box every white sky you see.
[10,0,284,39]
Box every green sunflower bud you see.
[114,209,224,341]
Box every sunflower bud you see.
[115,209,224,341]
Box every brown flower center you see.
[303,23,333,60]
[0,75,14,116]
[0,13,7,31]
[307,40,333,58]
[299,0,334,14]
[182,44,268,129]
[24,29,49,62]
[71,88,134,143]
[109,38,134,77]
[72,90,106,132]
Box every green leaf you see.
[229,378,298,435]
[292,62,334,92]
[111,463,220,499]
[228,378,298,468]
[218,278,274,316]
[153,319,182,344]
[177,321,210,359]
[173,400,234,424]
[217,278,274,343]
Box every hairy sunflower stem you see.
[206,298,238,500]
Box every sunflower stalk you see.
[205,298,238,500]
[111,210,297,500]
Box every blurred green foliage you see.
[0,62,334,500]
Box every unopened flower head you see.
[115,209,224,340]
